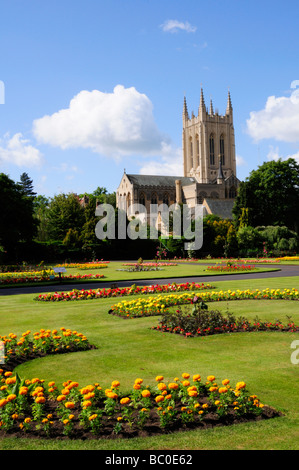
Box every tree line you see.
[1,158,299,263]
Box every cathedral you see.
[116,89,240,223]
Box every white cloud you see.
[246,86,299,143]
[33,85,169,158]
[160,19,197,34]
[236,154,247,166]
[139,143,183,176]
[266,145,299,164]
[0,132,43,167]
[267,145,281,161]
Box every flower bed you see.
[55,262,109,270]
[205,264,256,272]
[152,301,299,337]
[122,262,178,267]
[33,282,214,302]
[0,370,281,439]
[0,329,95,371]
[0,272,105,285]
[109,288,299,318]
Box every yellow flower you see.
[35,396,46,404]
[168,382,179,390]
[222,379,230,386]
[111,380,120,388]
[88,414,98,421]
[182,380,190,387]
[120,397,131,405]
[193,374,201,382]
[157,382,167,391]
[155,376,164,382]
[235,381,246,390]
[141,389,151,398]
[65,401,75,409]
[182,373,190,379]
[57,395,66,402]
[207,375,215,382]
[155,395,164,403]
[135,378,143,385]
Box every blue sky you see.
[0,0,299,198]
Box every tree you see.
[19,172,37,198]
[233,158,299,232]
[47,193,85,242]
[0,173,37,259]
[33,195,50,242]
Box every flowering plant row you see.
[0,272,105,285]
[109,288,299,318]
[33,282,214,302]
[122,262,178,267]
[0,328,94,369]
[55,262,109,270]
[0,371,279,438]
[153,303,299,337]
[205,264,256,272]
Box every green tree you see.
[0,173,37,259]
[19,172,37,198]
[33,195,50,242]
[233,158,299,231]
[47,193,85,242]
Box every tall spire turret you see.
[226,90,233,115]
[199,87,206,118]
[183,95,189,121]
[209,98,214,115]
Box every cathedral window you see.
[162,192,169,205]
[139,192,145,207]
[151,192,158,205]
[190,138,193,168]
[209,134,215,165]
[220,135,225,165]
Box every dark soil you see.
[0,397,282,441]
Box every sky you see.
[0,0,299,198]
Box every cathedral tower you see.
[182,89,236,184]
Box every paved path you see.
[1,264,299,296]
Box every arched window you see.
[151,192,158,205]
[162,192,169,205]
[220,134,225,165]
[189,137,193,168]
[139,192,145,207]
[209,134,215,165]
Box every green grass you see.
[0,261,280,288]
[0,275,299,450]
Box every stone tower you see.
[182,89,236,184]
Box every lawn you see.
[0,260,280,289]
[0,275,299,450]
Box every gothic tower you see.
[182,89,236,184]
